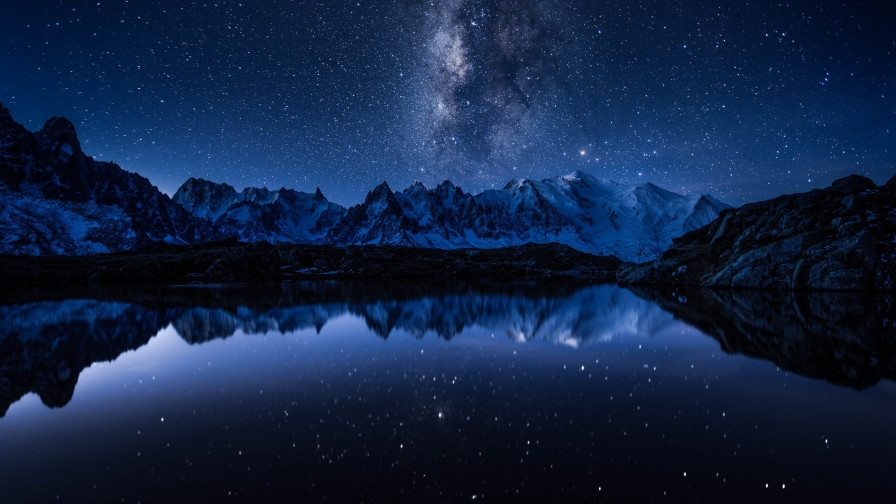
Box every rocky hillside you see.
[618,174,896,291]
[0,103,215,255]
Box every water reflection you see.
[1,283,672,416]
[2,282,894,417]
[631,286,896,389]
[0,300,168,414]
[2,282,896,502]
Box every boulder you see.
[825,174,875,194]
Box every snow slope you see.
[325,171,731,262]
[173,178,346,244]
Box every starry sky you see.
[2,0,894,206]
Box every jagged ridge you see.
[173,173,729,262]
[173,177,345,244]
[1,105,729,261]
[0,104,215,255]
[321,172,729,262]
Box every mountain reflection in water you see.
[2,281,896,502]
[1,282,673,416]
[2,282,894,418]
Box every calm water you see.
[1,282,894,503]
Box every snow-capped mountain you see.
[172,177,346,244]
[324,172,730,262]
[176,173,729,261]
[2,106,729,260]
[0,104,214,255]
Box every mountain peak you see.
[369,181,393,197]
[174,177,237,199]
[637,181,679,198]
[359,181,399,211]
[560,170,592,182]
[36,116,82,157]
[502,178,529,190]
[41,116,76,134]
[402,181,428,196]
[0,102,15,128]
[172,177,239,222]
[0,108,215,254]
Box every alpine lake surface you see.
[1,280,894,503]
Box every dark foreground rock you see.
[631,285,896,389]
[618,174,896,291]
[0,241,621,288]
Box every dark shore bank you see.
[0,241,621,289]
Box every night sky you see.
[2,1,894,206]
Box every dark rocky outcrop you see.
[0,103,216,255]
[618,174,896,291]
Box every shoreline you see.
[0,241,622,289]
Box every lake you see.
[1,281,894,502]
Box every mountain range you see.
[1,104,729,261]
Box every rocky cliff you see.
[618,174,896,291]
[0,103,216,255]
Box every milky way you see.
[411,0,573,182]
[1,1,894,205]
